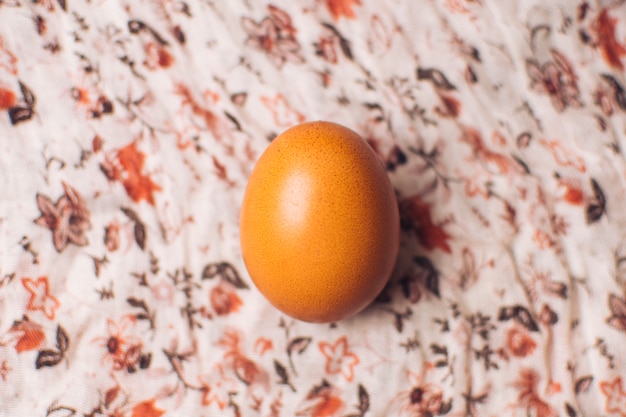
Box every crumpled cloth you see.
[1,0,626,416]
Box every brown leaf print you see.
[592,9,626,70]
[435,94,461,118]
[34,182,91,252]
[211,155,235,187]
[586,178,606,224]
[607,293,626,331]
[325,0,362,21]
[417,67,457,90]
[316,23,353,63]
[8,81,36,125]
[575,376,593,394]
[498,305,539,332]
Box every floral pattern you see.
[0,0,626,416]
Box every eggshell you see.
[239,121,400,323]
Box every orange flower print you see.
[0,35,18,75]
[296,379,344,417]
[104,220,121,252]
[0,360,11,381]
[143,42,174,70]
[505,327,537,358]
[592,9,626,71]
[514,368,557,417]
[460,127,512,175]
[325,0,361,21]
[254,337,273,356]
[318,336,359,382]
[556,176,584,205]
[0,87,16,110]
[261,93,305,127]
[94,315,144,372]
[174,83,229,143]
[600,377,626,416]
[22,277,60,320]
[210,282,243,316]
[218,329,269,389]
[9,319,45,353]
[541,140,586,173]
[131,399,165,417]
[198,364,235,410]
[105,141,162,206]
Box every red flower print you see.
[210,282,243,316]
[395,371,449,417]
[600,377,626,416]
[242,5,304,67]
[592,9,626,70]
[9,319,45,353]
[318,336,359,382]
[109,141,162,206]
[34,182,91,252]
[325,0,361,21]
[218,329,269,389]
[505,326,537,358]
[400,195,452,253]
[131,399,165,417]
[526,49,582,112]
[22,277,60,320]
[513,368,557,417]
[296,379,344,417]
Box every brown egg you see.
[239,121,399,323]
